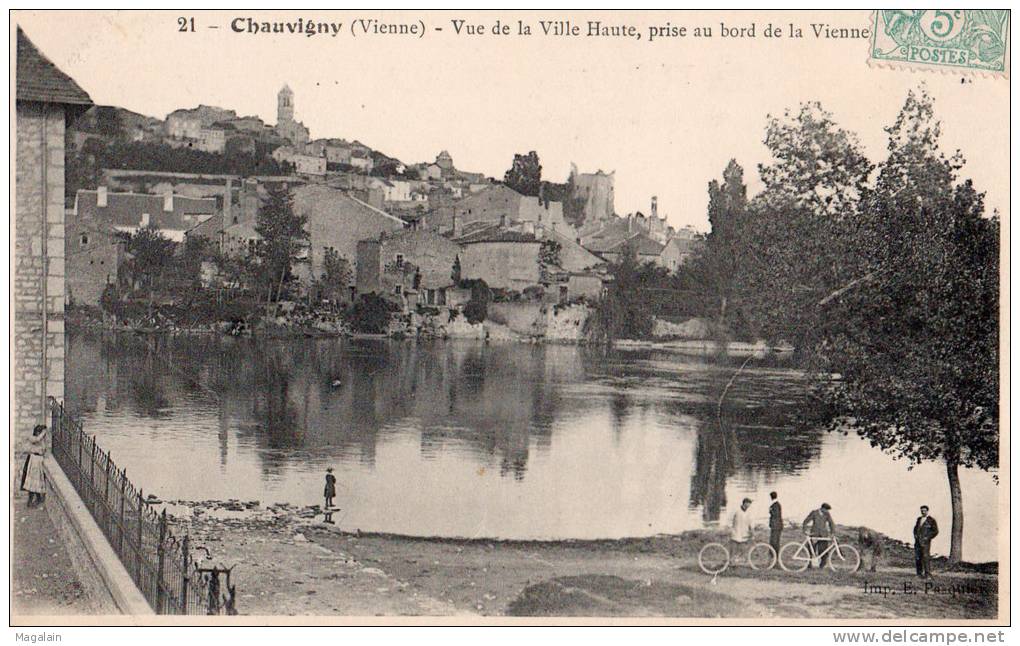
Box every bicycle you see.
[698,538,777,575]
[779,535,861,572]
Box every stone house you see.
[195,126,227,153]
[15,28,93,446]
[596,232,665,266]
[65,219,127,306]
[356,229,462,308]
[165,104,237,141]
[455,224,544,291]
[291,185,406,287]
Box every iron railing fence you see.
[49,398,237,615]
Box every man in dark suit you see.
[768,491,783,555]
[913,505,939,578]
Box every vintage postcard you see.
[9,9,1008,630]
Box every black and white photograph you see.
[9,9,1008,629]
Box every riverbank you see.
[164,500,997,619]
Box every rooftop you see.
[16,28,92,107]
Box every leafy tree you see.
[821,89,998,562]
[504,151,542,197]
[348,293,399,333]
[462,279,491,324]
[681,160,752,337]
[594,245,671,340]
[176,234,214,287]
[125,226,176,298]
[254,184,308,307]
[320,248,352,304]
[742,101,874,351]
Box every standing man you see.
[323,467,337,510]
[768,491,783,555]
[913,505,939,579]
[802,502,836,567]
[730,497,754,562]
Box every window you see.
[395,253,404,268]
[394,285,403,295]
[80,234,89,246]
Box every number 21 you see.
[178,17,195,32]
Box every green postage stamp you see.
[870,10,1009,76]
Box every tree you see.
[741,101,874,352]
[822,89,998,562]
[681,160,752,337]
[593,244,671,341]
[451,255,462,285]
[320,247,352,304]
[254,184,308,308]
[125,226,176,298]
[504,151,542,197]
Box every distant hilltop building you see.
[570,164,615,227]
[274,84,309,147]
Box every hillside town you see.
[65,84,705,340]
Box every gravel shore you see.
[164,499,999,619]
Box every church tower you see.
[277,84,294,124]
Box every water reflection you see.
[64,331,998,561]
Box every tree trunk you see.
[946,457,964,563]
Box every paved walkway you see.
[11,488,116,617]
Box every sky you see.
[15,10,1009,231]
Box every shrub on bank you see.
[347,293,399,334]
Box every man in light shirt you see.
[730,497,754,561]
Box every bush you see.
[347,293,399,333]
[462,280,490,324]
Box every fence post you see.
[77,427,83,492]
[89,438,96,508]
[136,489,144,584]
[156,510,167,614]
[118,471,126,557]
[181,534,190,614]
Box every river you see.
[64,331,999,562]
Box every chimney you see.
[628,215,635,233]
[97,186,108,208]
[651,195,658,219]
[140,212,150,228]
[452,214,462,238]
[163,190,174,213]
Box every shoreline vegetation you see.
[66,305,795,355]
[164,498,997,618]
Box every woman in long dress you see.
[20,424,48,507]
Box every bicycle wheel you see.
[698,542,730,575]
[748,543,777,571]
[779,541,810,572]
[828,544,861,573]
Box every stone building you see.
[570,164,616,227]
[15,28,93,446]
[356,229,462,307]
[291,185,406,286]
[65,219,127,306]
[72,188,219,243]
[274,84,310,147]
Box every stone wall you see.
[15,102,66,450]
